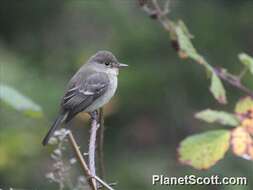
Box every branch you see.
[89,112,100,190]
[214,67,253,97]
[97,108,106,180]
[67,131,97,190]
[238,67,248,80]
[93,176,115,190]
[139,0,173,31]
[68,131,115,190]
[138,0,253,98]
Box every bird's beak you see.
[118,63,128,68]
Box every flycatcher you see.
[42,50,127,145]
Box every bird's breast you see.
[104,74,118,101]
[85,74,118,112]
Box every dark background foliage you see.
[0,0,253,189]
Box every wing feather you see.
[61,72,109,122]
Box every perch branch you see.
[97,107,106,180]
[89,112,100,189]
[67,131,97,190]
[94,176,115,190]
[68,131,114,190]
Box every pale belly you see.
[84,75,118,112]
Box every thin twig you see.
[67,131,115,190]
[152,0,163,17]
[97,108,106,180]
[68,131,116,190]
[67,131,97,190]
[94,176,115,190]
[89,113,100,190]
[238,67,248,80]
[214,67,253,97]
[164,0,170,15]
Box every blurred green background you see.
[0,0,253,189]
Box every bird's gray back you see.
[60,63,111,122]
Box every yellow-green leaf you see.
[195,109,239,126]
[238,53,253,75]
[178,130,230,170]
[0,84,43,118]
[235,96,253,114]
[175,20,204,63]
[210,72,227,104]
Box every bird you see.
[42,50,128,145]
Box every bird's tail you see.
[42,113,68,146]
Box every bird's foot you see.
[89,110,99,121]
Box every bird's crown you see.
[89,50,118,65]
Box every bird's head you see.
[88,50,128,75]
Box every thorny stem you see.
[67,131,97,190]
[97,108,106,181]
[89,111,100,190]
[138,0,253,98]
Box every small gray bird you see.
[42,51,127,145]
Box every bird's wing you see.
[61,72,109,121]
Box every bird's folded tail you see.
[42,112,68,146]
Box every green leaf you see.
[178,130,230,170]
[195,109,239,126]
[235,96,253,114]
[0,84,43,118]
[238,53,253,75]
[174,21,227,104]
[175,20,204,63]
[210,72,227,104]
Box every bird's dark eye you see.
[105,62,110,66]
